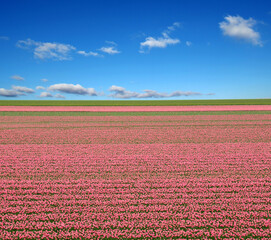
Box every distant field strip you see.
[0,99,271,106]
[1,111,271,116]
[1,105,271,112]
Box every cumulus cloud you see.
[0,85,34,97]
[39,92,53,98]
[10,75,24,81]
[140,22,180,52]
[99,46,120,55]
[41,78,48,82]
[219,15,262,46]
[108,85,202,99]
[16,38,76,60]
[0,88,24,97]
[38,92,65,98]
[186,41,192,46]
[140,38,180,50]
[0,36,9,40]
[12,85,35,93]
[36,86,45,90]
[48,83,98,96]
[54,93,65,99]
[77,50,101,57]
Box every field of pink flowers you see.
[0,111,271,239]
[1,105,271,112]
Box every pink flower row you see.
[1,115,270,145]
[2,114,271,122]
[0,105,271,111]
[1,143,270,180]
[1,123,269,144]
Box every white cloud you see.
[0,88,24,97]
[109,85,126,92]
[99,46,120,55]
[16,38,36,48]
[77,50,101,57]
[219,15,262,46]
[36,86,45,90]
[10,75,24,81]
[168,91,202,97]
[12,85,35,93]
[140,22,181,52]
[0,36,9,40]
[41,78,48,82]
[35,43,75,60]
[16,38,76,60]
[17,38,120,59]
[78,41,120,57]
[108,85,203,99]
[54,93,65,99]
[105,40,117,45]
[163,22,181,37]
[99,41,120,55]
[186,41,192,46]
[141,37,180,49]
[39,92,53,98]
[0,85,34,97]
[48,83,98,96]
[38,91,68,99]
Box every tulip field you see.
[0,104,271,239]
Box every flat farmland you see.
[0,107,271,239]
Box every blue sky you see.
[0,0,270,100]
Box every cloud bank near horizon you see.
[0,83,213,99]
[108,85,211,99]
[0,85,35,97]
